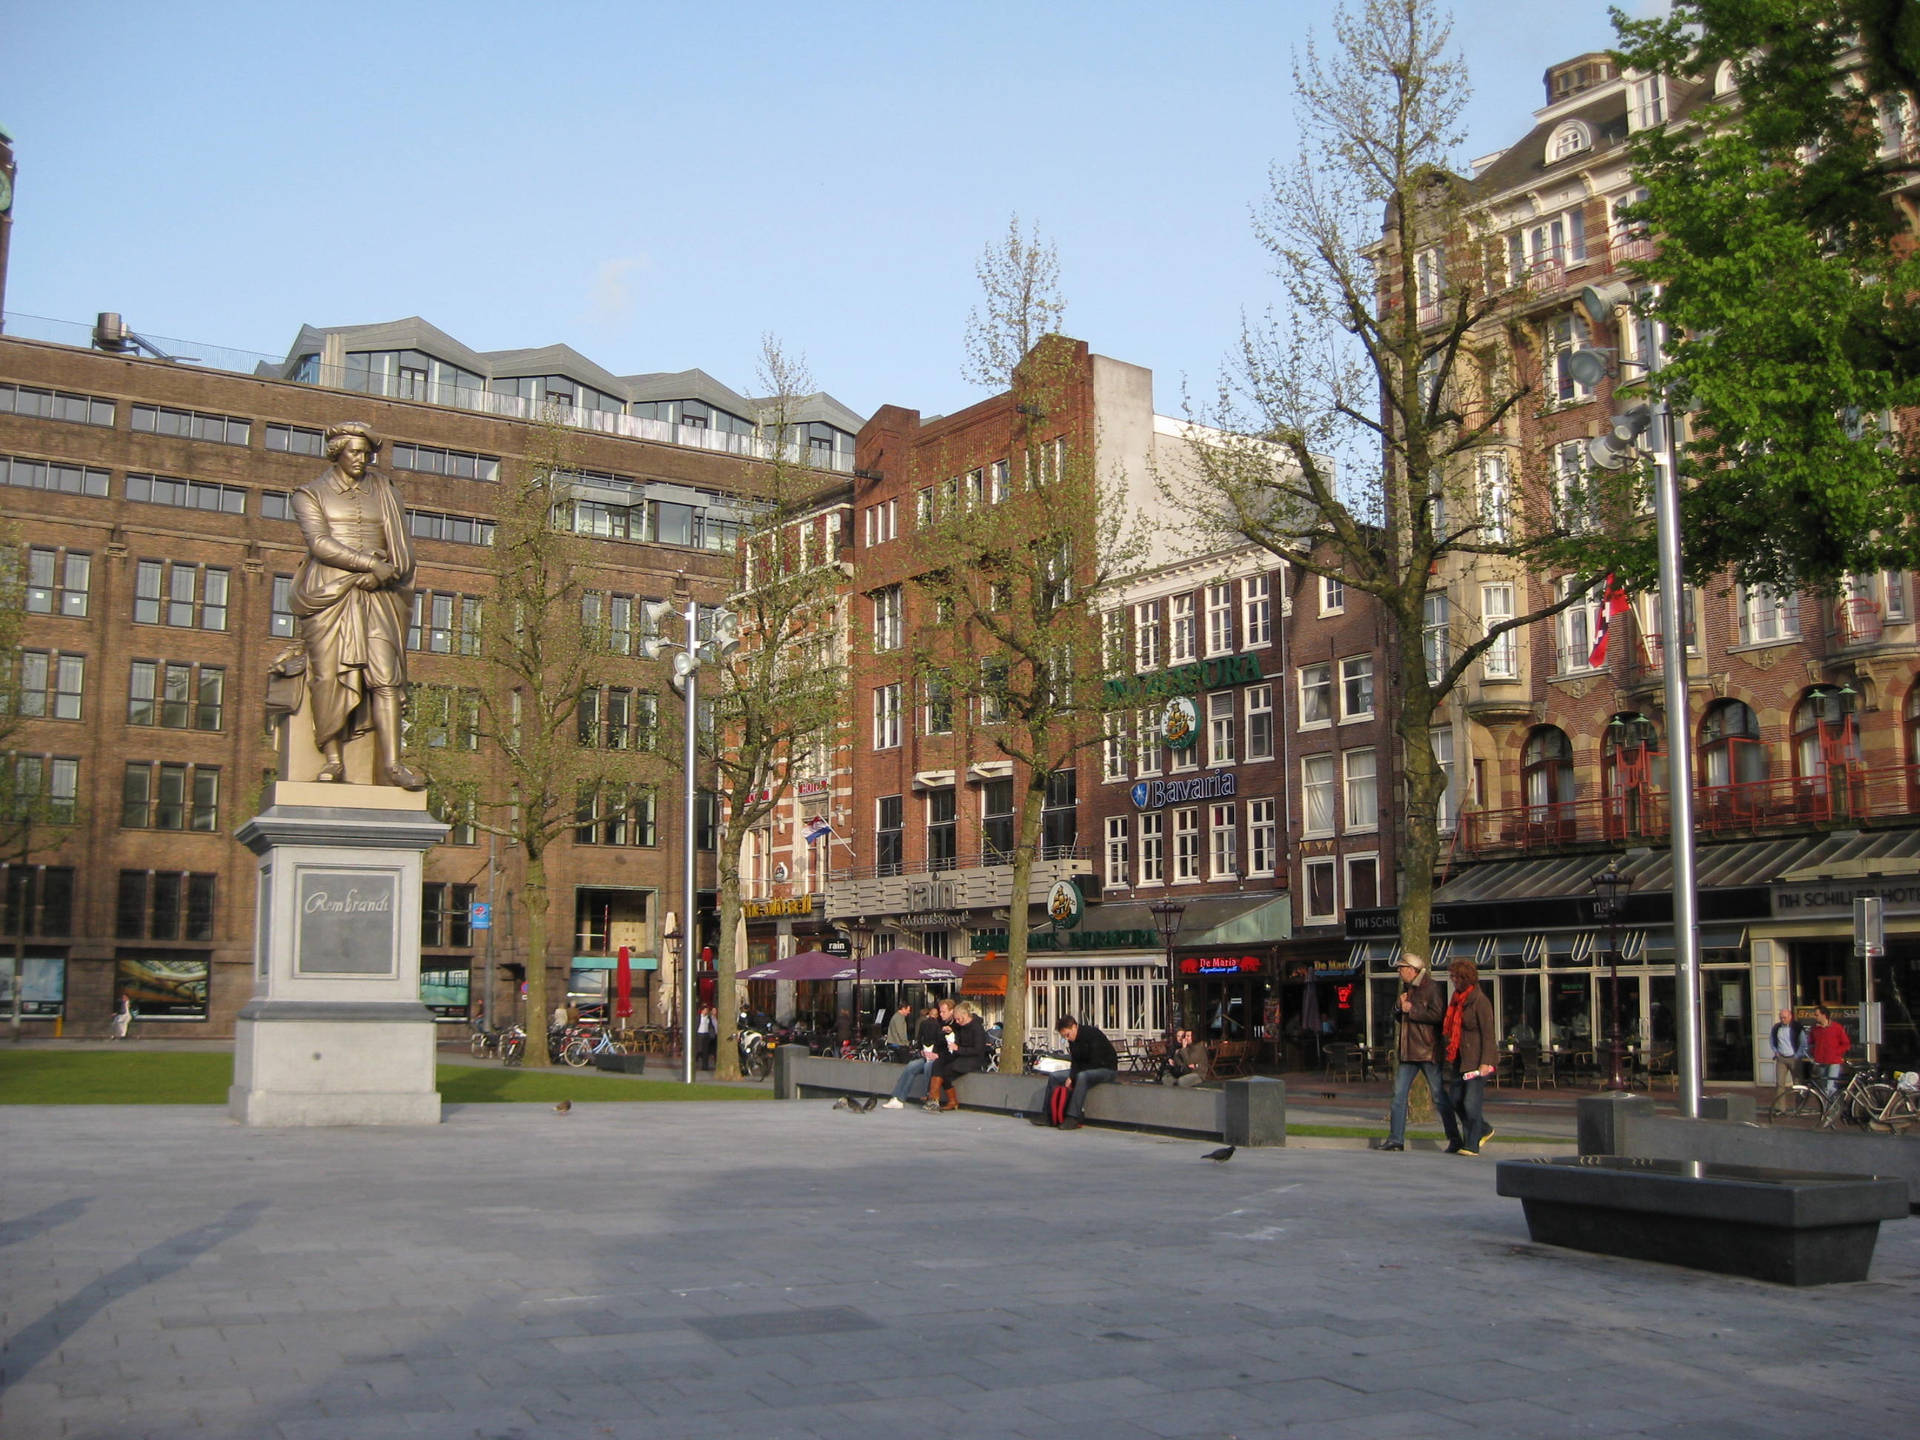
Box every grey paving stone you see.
[1,1101,1916,1440]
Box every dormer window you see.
[1549,121,1591,162]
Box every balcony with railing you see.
[1451,763,1919,859]
[1832,596,1886,648]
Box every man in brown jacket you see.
[1381,953,1462,1152]
[1441,957,1498,1155]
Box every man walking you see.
[1809,1005,1851,1100]
[1381,953,1461,1153]
[1769,1008,1808,1100]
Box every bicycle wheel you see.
[1881,1087,1920,1133]
[502,1036,524,1067]
[470,1032,491,1058]
[1771,1085,1821,1122]
[562,1038,592,1068]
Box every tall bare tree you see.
[407,417,662,1064]
[702,337,849,1078]
[1168,0,1598,962]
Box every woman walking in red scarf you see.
[1442,958,1499,1156]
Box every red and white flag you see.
[1588,575,1632,667]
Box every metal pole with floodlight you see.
[641,597,739,1083]
[1570,284,1705,1118]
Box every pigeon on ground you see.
[1201,1145,1235,1163]
[553,1100,572,1114]
[859,1095,879,1112]
[832,1095,867,1112]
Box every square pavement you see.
[2,1099,1914,1439]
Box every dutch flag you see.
[805,818,833,845]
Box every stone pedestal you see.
[228,786,448,1126]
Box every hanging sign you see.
[1162,696,1199,750]
[1045,879,1083,931]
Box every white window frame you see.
[1302,753,1336,837]
[1339,655,1374,722]
[1205,583,1235,656]
[1103,713,1129,782]
[1105,815,1130,888]
[1303,857,1338,923]
[1422,592,1449,686]
[1242,574,1272,647]
[1545,314,1597,405]
[872,586,903,651]
[1172,807,1202,883]
[1343,747,1378,833]
[1169,594,1196,663]
[1344,852,1382,912]
[1477,451,1510,544]
[1299,663,1333,729]
[1245,683,1274,762]
[1737,583,1800,646]
[1134,599,1162,673]
[1482,583,1518,679]
[1208,802,1237,880]
[1136,706,1162,776]
[1556,576,1605,673]
[1138,812,1164,885]
[1207,691,1235,767]
[1553,440,1598,531]
[873,683,901,749]
[1247,798,1276,877]
[1432,725,1456,834]
[1320,575,1345,615]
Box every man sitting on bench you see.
[1033,1014,1118,1130]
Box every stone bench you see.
[772,1051,1286,1147]
[1495,1155,1908,1286]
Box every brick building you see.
[0,316,860,1039]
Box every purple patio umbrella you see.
[737,950,851,983]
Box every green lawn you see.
[0,1051,770,1105]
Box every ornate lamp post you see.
[1590,865,1633,1091]
[1149,898,1186,1042]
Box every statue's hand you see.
[367,558,398,585]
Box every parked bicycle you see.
[1768,1062,1906,1129]
[560,1024,638,1068]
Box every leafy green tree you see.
[1611,0,1920,589]
[1167,0,1595,964]
[701,337,849,1079]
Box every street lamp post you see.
[1590,866,1633,1092]
[1149,898,1186,1044]
[641,597,738,1084]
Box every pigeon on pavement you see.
[553,1100,572,1114]
[1201,1145,1235,1162]
[859,1096,879,1112]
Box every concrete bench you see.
[1577,1093,1920,1208]
[772,1051,1286,1147]
[1496,1155,1908,1285]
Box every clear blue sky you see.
[2,1,1641,421]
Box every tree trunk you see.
[715,835,745,1080]
[1001,763,1050,1066]
[1392,633,1444,967]
[520,848,553,1068]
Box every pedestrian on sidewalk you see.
[883,997,951,1109]
[1769,1009,1808,1100]
[1809,1006,1850,1099]
[1381,953,1461,1153]
[111,992,133,1041]
[1441,958,1497,1155]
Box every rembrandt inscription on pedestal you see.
[296,869,399,975]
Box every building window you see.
[406,509,496,546]
[577,686,652,750]
[131,404,250,446]
[927,787,957,871]
[1555,576,1604,673]
[873,683,902,749]
[407,592,482,655]
[1169,594,1196,663]
[1545,315,1597,406]
[1205,583,1235,656]
[0,383,115,426]
[1507,207,1588,284]
[876,795,904,875]
[133,561,228,631]
[979,661,1008,725]
[1423,592,1450,685]
[1103,713,1129,781]
[1433,725,1457,833]
[420,883,476,949]
[1137,811,1165,885]
[1242,574,1272,648]
[1346,854,1380,910]
[8,755,79,824]
[1737,584,1799,645]
[1299,663,1333,728]
[1245,684,1274,761]
[1343,748,1378,832]
[1482,584,1518,678]
[1104,815,1130,888]
[1248,798,1276,877]
[1171,806,1202,883]
[10,651,85,721]
[1135,706,1162,776]
[1134,599,1162,672]
[1,453,110,497]
[390,442,501,482]
[924,677,953,736]
[1523,727,1577,825]
[1477,452,1511,543]
[265,422,325,456]
[115,871,216,942]
[872,586,903,652]
[983,779,1014,862]
[1303,858,1337,922]
[1630,74,1666,129]
[1208,802,1237,880]
[1207,691,1235,766]
[1699,699,1766,788]
[574,786,657,846]
[127,661,222,730]
[0,864,76,937]
[122,762,218,831]
[1340,656,1374,721]
[1042,769,1077,857]
[1302,753,1336,836]
[430,788,477,846]
[1321,576,1345,615]
[25,548,91,619]
[583,591,642,655]
[125,473,247,515]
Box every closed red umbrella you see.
[614,945,633,1020]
